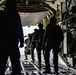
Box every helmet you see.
[50,16,57,24]
[38,23,43,29]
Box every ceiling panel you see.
[19,11,49,26]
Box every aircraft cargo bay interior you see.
[0,0,76,75]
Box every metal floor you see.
[5,59,76,75]
[5,49,76,75]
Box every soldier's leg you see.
[53,47,58,75]
[0,43,8,75]
[31,46,35,63]
[43,40,52,73]
[44,49,50,72]
[36,46,41,69]
[10,47,21,75]
[0,54,8,75]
